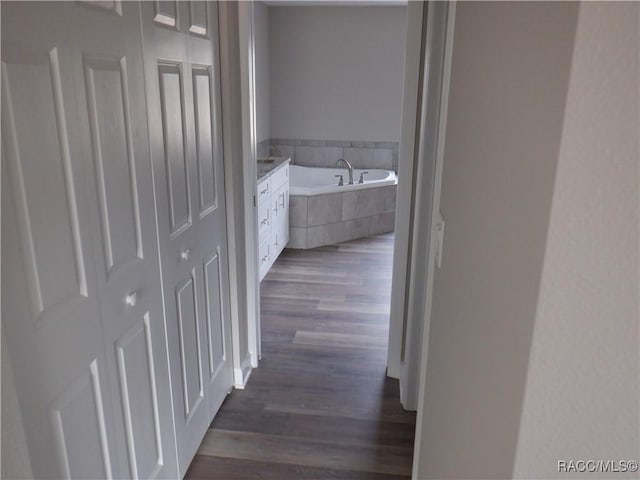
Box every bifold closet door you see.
[140,1,234,475]
[1,2,178,478]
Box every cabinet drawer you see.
[270,163,289,190]
[258,199,270,238]
[257,178,270,204]
[258,237,271,280]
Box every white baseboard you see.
[233,351,253,389]
[387,363,401,379]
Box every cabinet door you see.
[258,197,271,240]
[259,237,271,281]
[272,183,289,258]
[279,187,290,248]
[141,1,234,475]
[1,2,177,478]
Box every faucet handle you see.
[335,174,344,186]
[358,171,369,184]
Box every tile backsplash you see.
[257,139,272,159]
[262,138,399,172]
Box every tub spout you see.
[336,158,354,185]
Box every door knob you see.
[181,249,191,261]
[125,292,137,307]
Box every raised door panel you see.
[80,0,122,16]
[188,1,208,37]
[115,315,164,479]
[154,1,178,29]
[158,62,191,236]
[192,66,217,217]
[2,49,88,321]
[50,360,112,480]
[175,274,205,419]
[203,251,226,381]
[84,56,143,276]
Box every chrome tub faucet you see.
[336,158,354,185]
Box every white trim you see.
[233,351,254,390]
[387,0,425,380]
[217,3,258,388]
[217,1,243,388]
[238,2,261,368]
[399,0,450,411]
[412,2,456,477]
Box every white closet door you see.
[186,0,234,425]
[2,3,122,477]
[66,2,179,479]
[1,2,178,478]
[140,1,234,475]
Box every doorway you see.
[251,0,407,365]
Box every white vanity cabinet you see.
[258,160,290,280]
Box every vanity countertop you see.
[257,157,290,182]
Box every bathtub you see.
[288,165,398,249]
[290,165,397,196]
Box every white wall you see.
[415,2,639,478]
[269,6,406,142]
[254,1,270,145]
[415,2,579,478]
[513,2,639,477]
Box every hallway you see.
[186,233,415,479]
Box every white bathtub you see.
[289,164,397,196]
[288,164,397,249]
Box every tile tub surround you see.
[288,184,397,249]
[270,139,400,172]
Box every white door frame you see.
[402,0,454,410]
[218,2,259,388]
[388,1,456,411]
[237,1,261,370]
[387,0,427,381]
[411,3,457,476]
[228,1,456,415]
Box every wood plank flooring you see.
[186,233,416,479]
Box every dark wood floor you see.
[186,233,416,479]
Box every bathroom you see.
[226,3,414,475]
[254,2,407,259]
